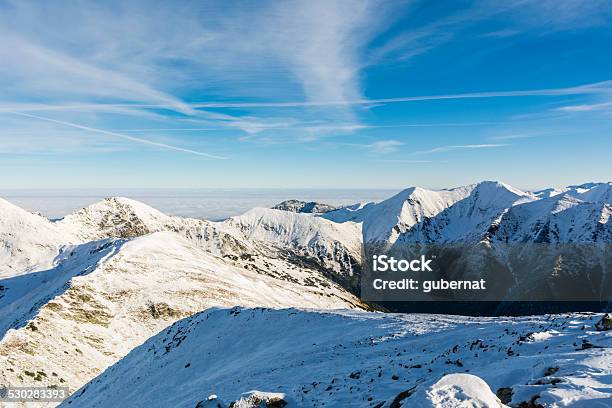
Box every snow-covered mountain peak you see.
[469,180,531,204]
[535,182,611,202]
[57,197,172,240]
[323,185,473,245]
[394,181,533,243]
[0,182,610,407]
[532,187,567,199]
[573,181,612,204]
[222,208,363,284]
[490,188,612,243]
[528,182,611,218]
[0,229,364,401]
[567,181,607,191]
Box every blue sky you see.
[0,0,611,190]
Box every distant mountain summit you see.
[317,181,610,246]
[272,199,337,214]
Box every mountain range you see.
[0,180,610,407]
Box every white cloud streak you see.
[2,80,610,113]
[375,159,433,163]
[9,112,227,159]
[488,132,548,141]
[413,144,510,155]
[368,140,403,154]
[556,101,612,112]
[0,36,195,115]
[186,80,612,107]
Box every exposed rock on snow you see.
[229,391,290,408]
[57,197,172,240]
[222,208,363,290]
[272,200,336,214]
[596,313,612,331]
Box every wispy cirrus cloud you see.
[0,0,403,145]
[0,0,610,167]
[555,101,612,112]
[488,132,550,141]
[0,35,195,115]
[3,79,610,112]
[318,139,404,155]
[374,159,433,163]
[368,140,404,154]
[367,0,612,65]
[10,112,227,159]
[0,1,392,110]
[412,144,510,155]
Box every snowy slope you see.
[0,232,364,403]
[61,307,612,408]
[573,182,612,206]
[0,198,76,278]
[222,208,363,286]
[4,181,607,281]
[0,238,123,339]
[491,193,611,243]
[1,197,368,406]
[56,197,362,275]
[532,182,611,201]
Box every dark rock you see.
[543,366,559,376]
[272,200,337,214]
[388,385,418,408]
[496,387,513,405]
[595,314,612,331]
[516,395,544,408]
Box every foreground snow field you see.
[62,308,611,408]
